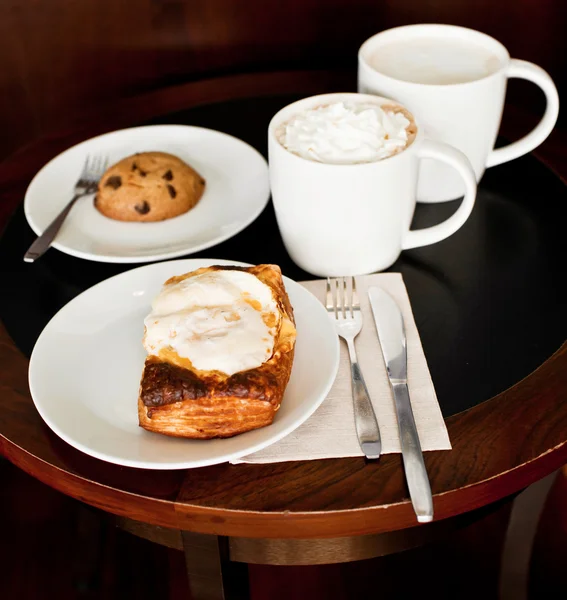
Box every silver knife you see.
[368,286,433,523]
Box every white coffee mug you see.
[358,24,559,203]
[268,93,477,276]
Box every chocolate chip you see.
[166,184,177,198]
[199,178,205,185]
[162,170,173,181]
[104,175,122,190]
[132,162,147,176]
[134,201,150,215]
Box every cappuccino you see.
[369,37,502,85]
[268,92,478,275]
[277,100,417,164]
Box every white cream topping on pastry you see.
[144,270,280,375]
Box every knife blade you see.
[368,286,433,523]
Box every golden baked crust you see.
[138,264,296,439]
[95,151,205,222]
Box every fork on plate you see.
[326,276,382,459]
[24,154,108,263]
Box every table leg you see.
[181,531,248,600]
[499,472,558,600]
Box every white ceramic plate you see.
[24,126,270,263]
[29,259,339,469]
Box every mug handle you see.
[403,140,477,250]
[486,60,559,168]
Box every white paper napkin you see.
[233,273,451,464]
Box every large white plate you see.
[28,259,339,469]
[24,126,270,263]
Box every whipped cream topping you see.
[279,101,413,164]
[144,270,280,376]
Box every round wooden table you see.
[1,71,566,600]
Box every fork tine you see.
[332,278,339,318]
[347,276,353,318]
[336,278,341,319]
[326,277,334,313]
[352,277,359,311]
[339,277,346,318]
[86,155,94,177]
[82,154,92,177]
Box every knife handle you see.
[392,382,434,523]
[346,339,382,459]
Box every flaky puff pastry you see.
[138,264,296,439]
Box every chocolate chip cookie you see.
[95,152,205,222]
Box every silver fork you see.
[24,154,108,263]
[326,277,382,459]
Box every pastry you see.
[138,264,296,439]
[94,151,205,222]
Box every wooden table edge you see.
[2,431,565,539]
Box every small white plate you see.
[24,126,270,263]
[29,259,339,469]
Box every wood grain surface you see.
[0,71,566,539]
[0,0,566,160]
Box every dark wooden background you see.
[0,0,566,162]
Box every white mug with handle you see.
[268,93,477,277]
[358,24,560,203]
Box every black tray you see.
[1,94,565,417]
